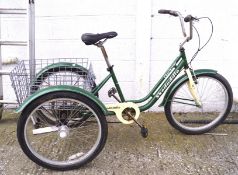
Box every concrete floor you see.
[0,111,237,175]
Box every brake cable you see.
[189,17,214,64]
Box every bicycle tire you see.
[0,104,3,121]
[17,91,108,170]
[164,73,233,134]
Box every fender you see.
[159,69,218,107]
[16,85,109,115]
[35,62,87,79]
[31,62,88,92]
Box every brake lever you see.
[184,15,199,22]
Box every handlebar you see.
[158,9,198,48]
[158,9,178,17]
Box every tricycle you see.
[11,10,233,170]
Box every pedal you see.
[108,87,121,102]
[108,87,117,97]
[124,110,148,138]
[141,125,148,138]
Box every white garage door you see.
[1,0,237,109]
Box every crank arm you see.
[32,126,59,135]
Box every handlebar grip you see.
[184,15,197,22]
[158,9,178,17]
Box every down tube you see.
[139,59,185,112]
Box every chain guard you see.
[106,102,140,124]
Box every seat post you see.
[96,41,112,69]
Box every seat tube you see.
[98,44,125,102]
[99,44,112,68]
[109,68,125,102]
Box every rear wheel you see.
[17,91,107,170]
[164,73,233,134]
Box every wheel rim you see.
[170,76,229,132]
[24,98,102,166]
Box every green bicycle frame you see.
[91,47,189,114]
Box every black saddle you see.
[81,31,118,45]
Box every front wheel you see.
[164,73,233,134]
[17,91,108,170]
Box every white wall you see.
[150,0,238,110]
[1,0,238,110]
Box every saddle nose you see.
[81,31,118,45]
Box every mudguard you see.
[35,62,87,79]
[16,85,109,115]
[31,62,89,92]
[159,69,218,107]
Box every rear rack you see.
[10,58,96,105]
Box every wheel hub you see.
[59,125,69,138]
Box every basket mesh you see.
[10,58,96,105]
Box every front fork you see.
[185,68,202,107]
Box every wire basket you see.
[10,58,96,105]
